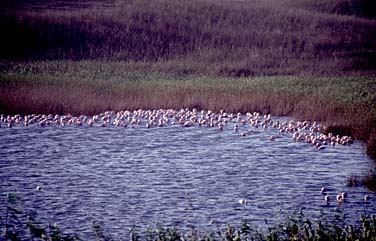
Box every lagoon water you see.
[0,118,375,239]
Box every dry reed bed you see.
[1,0,376,76]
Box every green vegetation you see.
[0,61,374,116]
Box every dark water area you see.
[0,115,375,239]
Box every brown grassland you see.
[0,0,376,188]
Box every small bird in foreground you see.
[320,187,326,194]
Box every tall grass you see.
[1,61,375,117]
[291,0,376,19]
[1,0,376,76]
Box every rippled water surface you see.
[0,117,375,239]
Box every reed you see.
[1,0,376,76]
[293,0,376,19]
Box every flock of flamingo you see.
[1,108,371,205]
[320,187,370,205]
[239,188,370,206]
[1,108,354,151]
[320,187,369,205]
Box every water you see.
[0,115,375,239]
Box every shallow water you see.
[0,115,375,239]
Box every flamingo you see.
[341,192,347,200]
[320,187,326,194]
[238,199,249,205]
[336,195,342,203]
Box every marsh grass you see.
[1,60,375,113]
[348,170,376,192]
[1,0,376,76]
[292,0,376,19]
